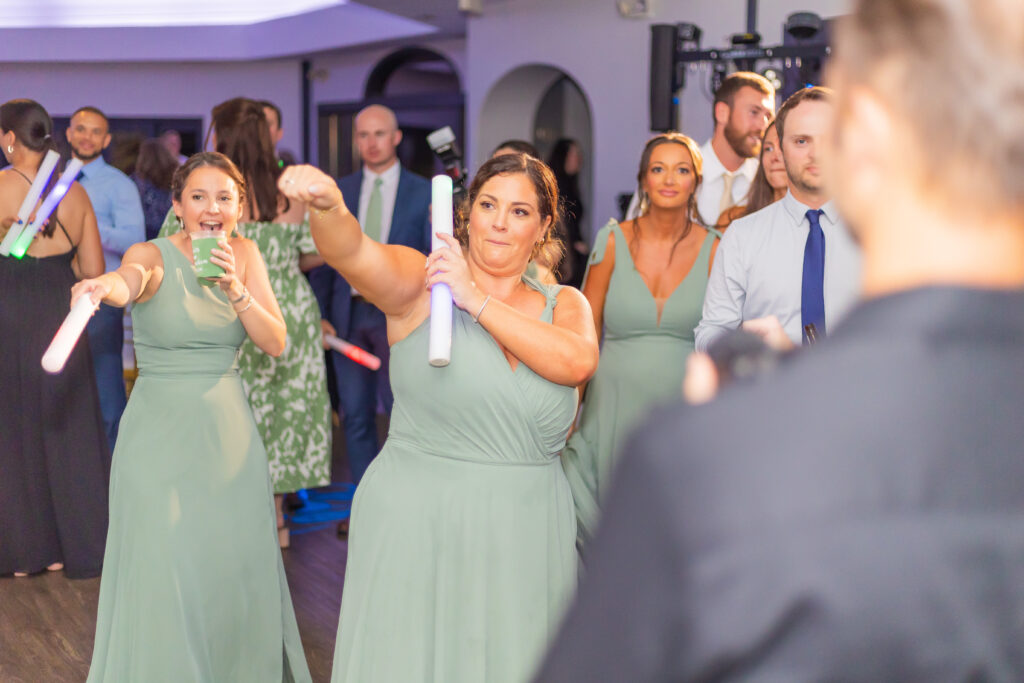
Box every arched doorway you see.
[477,65,594,242]
[318,47,463,179]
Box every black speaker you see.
[649,24,680,132]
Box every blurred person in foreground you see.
[534,0,1024,680]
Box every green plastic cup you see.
[192,230,225,285]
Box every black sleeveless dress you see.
[0,231,110,578]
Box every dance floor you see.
[0,523,349,682]
[0,418,382,683]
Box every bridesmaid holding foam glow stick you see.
[279,154,600,683]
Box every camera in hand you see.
[706,329,782,389]
[427,126,467,204]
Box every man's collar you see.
[781,190,839,225]
[363,160,400,183]
[700,138,758,182]
[79,155,107,178]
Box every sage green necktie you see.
[364,177,384,243]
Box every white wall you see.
[307,37,467,164]
[466,0,850,241]
[0,60,303,155]
[0,35,466,166]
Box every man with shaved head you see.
[309,104,431,535]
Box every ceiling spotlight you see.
[617,0,651,19]
[785,11,823,40]
[760,67,783,91]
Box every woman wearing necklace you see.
[561,132,721,552]
[0,98,109,579]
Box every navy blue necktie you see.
[801,209,826,343]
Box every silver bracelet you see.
[472,294,492,324]
[234,291,254,314]
[230,287,248,304]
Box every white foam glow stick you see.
[11,158,84,259]
[41,295,99,374]
[324,333,382,371]
[0,150,61,256]
[429,175,454,367]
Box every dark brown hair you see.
[456,153,563,267]
[134,138,178,190]
[1,99,64,237]
[257,100,282,129]
[635,132,705,263]
[206,97,283,222]
[171,152,247,208]
[775,86,834,143]
[491,139,538,158]
[713,71,774,126]
[744,120,782,215]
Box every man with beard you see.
[67,106,145,452]
[696,72,774,226]
[694,87,861,351]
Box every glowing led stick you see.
[324,333,381,371]
[10,158,84,259]
[0,150,60,256]
[429,174,454,367]
[41,295,99,374]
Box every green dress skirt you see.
[86,238,311,682]
[331,277,579,683]
[561,218,719,550]
[160,213,330,493]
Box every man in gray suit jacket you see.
[535,0,1024,680]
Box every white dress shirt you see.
[695,139,759,227]
[351,161,401,296]
[358,160,401,245]
[694,191,862,350]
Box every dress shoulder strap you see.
[586,218,620,267]
[521,274,561,320]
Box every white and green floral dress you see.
[160,213,332,493]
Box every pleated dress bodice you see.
[387,276,578,465]
[332,276,580,683]
[132,239,245,377]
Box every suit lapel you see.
[390,168,410,247]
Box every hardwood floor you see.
[0,524,351,683]
[1,524,352,679]
[0,418,384,683]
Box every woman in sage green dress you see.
[77,153,311,683]
[278,153,600,683]
[562,132,721,552]
[161,98,330,548]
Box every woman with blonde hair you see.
[562,132,722,551]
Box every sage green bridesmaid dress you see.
[331,276,579,683]
[87,238,311,683]
[561,218,720,551]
